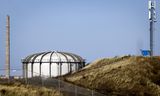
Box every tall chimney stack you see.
[6,15,10,78]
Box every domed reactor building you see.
[22,51,85,78]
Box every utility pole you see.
[149,0,156,56]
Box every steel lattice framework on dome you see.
[22,51,85,78]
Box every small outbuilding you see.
[22,51,85,78]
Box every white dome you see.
[22,51,85,78]
[22,51,85,63]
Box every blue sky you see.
[0,0,160,75]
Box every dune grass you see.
[65,56,160,96]
[0,82,63,96]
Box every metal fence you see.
[0,78,106,96]
[21,77,106,96]
[0,70,107,96]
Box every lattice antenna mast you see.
[149,0,156,56]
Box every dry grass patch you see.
[65,56,160,96]
[0,82,63,96]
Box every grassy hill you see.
[65,56,160,96]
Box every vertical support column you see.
[68,63,70,73]
[40,63,42,77]
[75,63,77,71]
[77,63,80,70]
[60,63,62,76]
[6,15,10,79]
[57,63,62,76]
[58,62,61,94]
[26,63,28,78]
[25,63,28,84]
[57,63,59,76]
[31,63,33,77]
[77,63,79,71]
[70,63,72,73]
[49,63,51,78]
